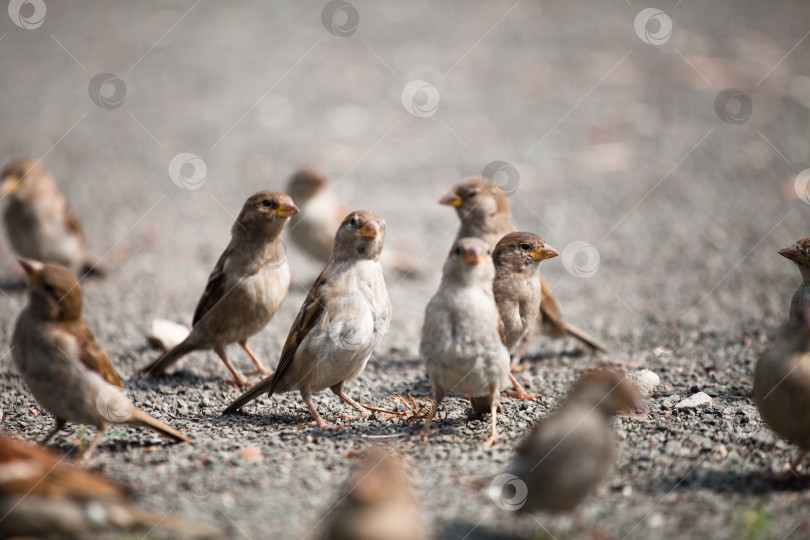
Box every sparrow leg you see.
[302,389,328,429]
[510,338,532,370]
[81,426,108,461]
[420,388,445,443]
[330,382,370,420]
[40,417,66,445]
[213,345,249,387]
[504,373,537,401]
[240,341,273,376]
[480,388,500,448]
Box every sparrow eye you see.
[519,242,531,251]
[261,199,275,208]
[42,283,56,295]
[455,246,462,256]
[350,216,357,226]
[467,189,478,198]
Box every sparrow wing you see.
[73,321,124,388]
[62,205,86,243]
[0,435,126,500]
[191,249,231,327]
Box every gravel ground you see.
[2,1,810,538]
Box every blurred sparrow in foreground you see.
[1,159,105,276]
[500,369,641,512]
[439,178,606,355]
[12,260,191,459]
[223,210,391,427]
[0,434,220,538]
[778,238,810,319]
[420,238,511,447]
[141,191,298,387]
[287,168,422,278]
[323,447,428,540]
[493,232,559,369]
[754,309,810,477]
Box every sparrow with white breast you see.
[439,178,606,356]
[287,168,422,278]
[501,369,641,512]
[778,238,810,319]
[223,210,391,428]
[420,237,511,447]
[140,191,299,387]
[11,260,191,459]
[1,159,105,276]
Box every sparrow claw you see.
[504,389,538,401]
[480,435,498,448]
[243,368,273,377]
[510,363,532,373]
[223,378,252,388]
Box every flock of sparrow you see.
[1,158,810,538]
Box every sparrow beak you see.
[18,259,44,285]
[530,244,559,261]
[779,246,803,263]
[462,246,486,265]
[439,192,463,207]
[275,202,300,217]
[360,220,380,239]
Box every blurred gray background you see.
[2,1,810,538]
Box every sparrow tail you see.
[140,339,197,377]
[562,321,608,353]
[222,381,272,415]
[127,408,192,444]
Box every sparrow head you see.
[493,232,558,275]
[0,159,53,200]
[779,238,810,266]
[439,178,510,223]
[568,368,642,416]
[19,259,83,322]
[234,190,299,239]
[333,210,386,261]
[286,168,327,204]
[443,237,495,285]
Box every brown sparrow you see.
[0,434,219,537]
[140,191,299,387]
[222,210,391,427]
[287,168,422,278]
[754,309,810,476]
[778,238,810,319]
[439,178,606,354]
[11,260,191,459]
[420,237,511,447]
[322,447,428,540]
[501,369,641,512]
[1,159,104,276]
[492,232,559,369]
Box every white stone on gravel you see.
[631,369,661,396]
[148,319,190,350]
[674,392,713,409]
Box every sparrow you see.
[1,159,105,276]
[501,369,641,512]
[287,168,422,278]
[11,260,191,459]
[778,238,810,319]
[439,178,606,355]
[322,447,428,540]
[140,191,299,387]
[753,308,810,476]
[492,232,559,369]
[222,210,391,427]
[0,434,220,538]
[420,237,511,447]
